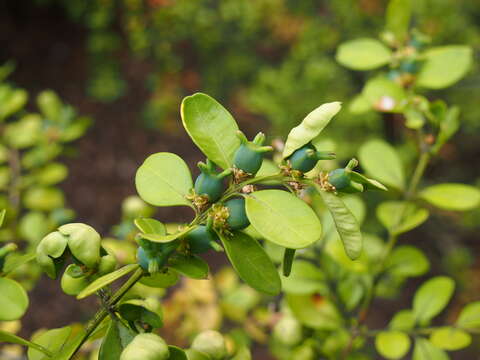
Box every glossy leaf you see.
[362,76,406,113]
[358,139,405,190]
[245,190,322,249]
[413,276,455,324]
[386,246,429,278]
[419,183,480,211]
[135,152,193,207]
[417,46,473,89]
[413,338,449,360]
[377,201,429,235]
[181,93,240,169]
[316,187,362,260]
[375,331,411,360]
[0,277,29,321]
[77,264,140,299]
[386,0,412,42]
[219,231,281,295]
[134,218,166,235]
[336,38,392,70]
[457,301,480,329]
[140,226,193,243]
[430,327,471,350]
[99,320,135,360]
[28,326,72,360]
[169,254,209,279]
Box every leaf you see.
[386,246,429,278]
[52,329,87,360]
[282,102,341,158]
[0,208,5,226]
[362,76,406,112]
[140,226,193,243]
[358,139,405,190]
[350,171,388,191]
[181,93,240,169]
[0,277,29,320]
[99,320,135,360]
[134,218,166,235]
[413,276,455,324]
[219,231,281,295]
[316,187,362,260]
[169,254,209,279]
[349,94,371,114]
[375,331,411,360]
[419,183,480,211]
[377,201,429,235]
[336,38,392,70]
[280,260,325,295]
[0,330,52,356]
[140,269,179,288]
[245,190,322,249]
[23,187,65,211]
[286,294,342,330]
[413,338,449,360]
[28,326,72,360]
[135,152,193,207]
[169,346,188,360]
[77,264,140,299]
[430,327,471,351]
[385,0,412,42]
[389,310,416,331]
[3,252,37,274]
[457,301,480,329]
[185,349,212,360]
[417,46,473,89]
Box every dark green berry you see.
[225,198,249,230]
[233,131,272,175]
[328,168,351,190]
[186,225,219,254]
[136,241,178,273]
[289,143,335,173]
[194,159,231,202]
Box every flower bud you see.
[36,231,68,279]
[120,333,170,360]
[194,160,231,202]
[61,264,89,296]
[191,330,227,360]
[59,223,101,268]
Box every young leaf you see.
[282,102,341,158]
[316,187,362,260]
[77,264,140,299]
[419,183,480,211]
[417,46,473,89]
[181,93,240,169]
[134,218,166,235]
[386,246,429,278]
[99,320,135,360]
[412,338,449,360]
[456,301,480,329]
[0,277,29,321]
[28,326,72,360]
[375,331,411,360]
[430,327,471,350]
[135,152,193,207]
[377,201,429,235]
[0,330,52,356]
[389,310,416,331]
[385,0,412,42]
[219,231,281,295]
[336,38,392,70]
[245,190,321,249]
[140,226,193,243]
[413,276,455,324]
[362,76,406,113]
[358,139,405,190]
[169,254,209,279]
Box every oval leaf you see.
[134,218,166,235]
[413,338,449,360]
[377,201,429,235]
[245,190,322,249]
[375,331,411,360]
[286,294,342,330]
[362,76,406,113]
[99,320,135,360]
[358,139,405,190]
[419,183,480,211]
[430,327,471,351]
[316,187,362,260]
[0,277,29,321]
[413,276,455,324]
[457,301,480,329]
[181,93,240,169]
[168,254,209,279]
[77,264,140,299]
[386,246,429,278]
[219,231,281,295]
[28,326,72,360]
[336,38,393,71]
[283,102,341,158]
[135,152,193,207]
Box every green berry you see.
[233,131,272,175]
[194,159,231,202]
[61,264,88,296]
[289,143,335,173]
[186,225,219,254]
[191,330,227,360]
[120,333,170,360]
[225,198,249,230]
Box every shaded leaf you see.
[336,38,392,70]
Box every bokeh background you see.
[1,0,479,358]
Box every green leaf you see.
[389,310,416,331]
[134,218,166,235]
[169,254,209,279]
[181,93,240,169]
[0,330,52,356]
[245,190,322,249]
[286,294,342,330]
[219,231,281,295]
[385,0,412,42]
[280,260,325,295]
[457,301,480,329]
[185,349,212,360]
[316,187,362,260]
[23,187,65,211]
[140,226,193,243]
[3,252,37,274]
[349,94,371,114]
[430,327,471,350]
[119,299,163,328]
[52,329,87,360]
[362,76,406,112]
[0,277,29,320]
[377,201,429,235]
[99,320,135,360]
[135,152,193,207]
[358,139,405,190]
[282,101,341,158]
[413,276,455,324]
[350,171,388,192]
[77,264,140,299]
[336,38,392,70]
[375,331,411,360]
[386,246,429,277]
[419,183,480,211]
[413,338,449,360]
[417,46,473,89]
[169,346,188,360]
[140,269,179,288]
[28,326,72,360]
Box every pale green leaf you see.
[386,246,429,277]
[386,0,412,42]
[0,277,29,321]
[28,326,72,360]
[134,218,166,235]
[140,226,193,243]
[336,38,392,70]
[389,310,416,331]
[456,301,480,329]
[377,201,429,235]
[413,276,455,324]
[413,338,449,360]
[375,331,411,360]
[430,327,471,350]
[362,76,406,112]
[420,183,480,211]
[286,294,342,330]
